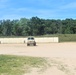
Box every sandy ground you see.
[0,42,76,75]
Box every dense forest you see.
[0,16,76,36]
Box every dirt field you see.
[0,42,76,58]
[0,42,76,75]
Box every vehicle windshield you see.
[28,37,34,40]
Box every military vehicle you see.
[27,36,36,46]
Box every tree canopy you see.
[0,17,76,36]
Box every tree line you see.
[0,16,76,36]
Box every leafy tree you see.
[0,17,76,36]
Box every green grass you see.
[0,55,74,75]
[0,55,47,75]
[39,34,76,42]
[58,34,76,42]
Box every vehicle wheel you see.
[34,43,36,46]
[27,44,29,46]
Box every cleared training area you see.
[0,37,59,44]
[0,43,76,58]
[0,42,76,75]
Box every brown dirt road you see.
[0,42,76,75]
[0,42,76,58]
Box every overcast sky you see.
[0,0,76,20]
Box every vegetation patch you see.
[0,55,75,75]
[0,55,47,75]
[40,34,76,42]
